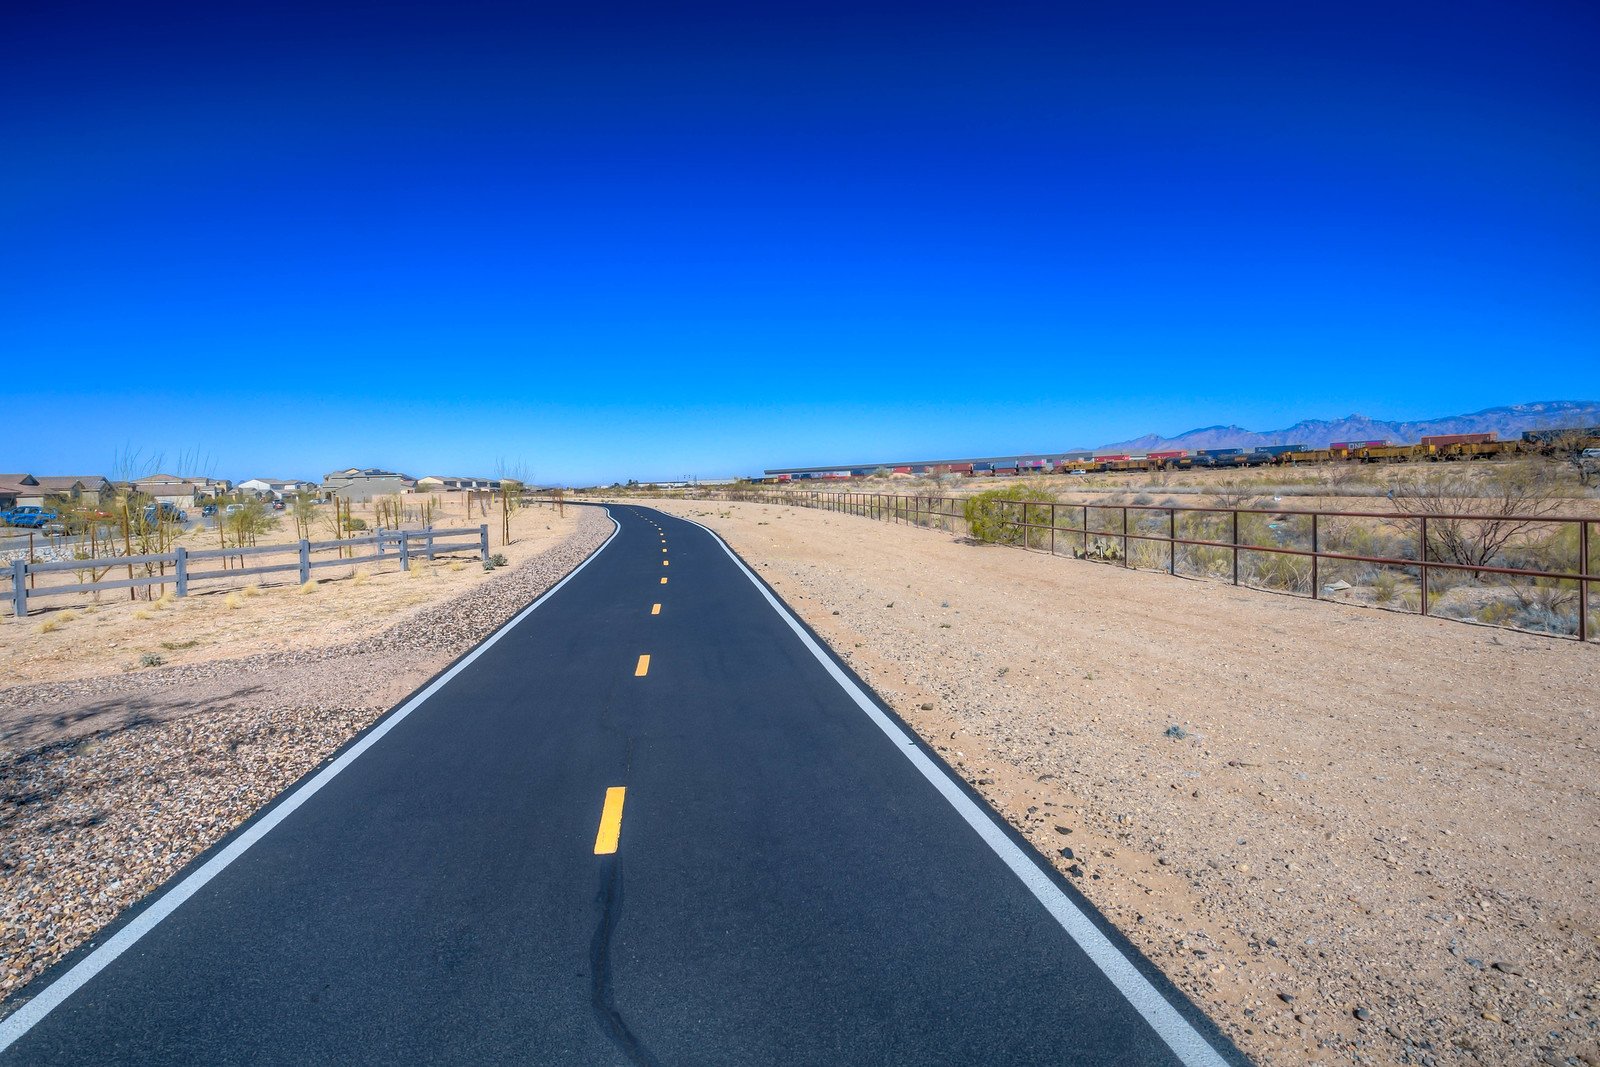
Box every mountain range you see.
[1097,401,1600,452]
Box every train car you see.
[1018,458,1048,473]
[991,459,1020,476]
[1254,443,1306,457]
[1279,449,1331,465]
[946,463,975,476]
[1420,433,1493,447]
[1330,439,1388,451]
[1523,426,1600,448]
[972,461,994,474]
[1358,443,1424,463]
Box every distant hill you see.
[1099,401,1600,452]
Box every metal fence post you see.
[11,559,26,617]
[1121,507,1129,567]
[1050,503,1056,556]
[1311,514,1320,599]
[175,545,188,597]
[1169,508,1176,575]
[1232,510,1240,585]
[299,539,310,584]
[480,524,490,562]
[1579,519,1590,642]
[1419,516,1430,617]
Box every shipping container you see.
[1420,433,1494,447]
[1147,450,1188,459]
[1523,426,1600,444]
[1254,443,1307,456]
[1092,454,1130,462]
[1330,439,1389,451]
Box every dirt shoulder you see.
[645,498,1599,1067]
[0,505,612,1007]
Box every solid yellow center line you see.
[635,654,650,676]
[594,787,626,855]
[651,603,661,615]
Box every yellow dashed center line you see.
[651,603,661,615]
[660,577,668,584]
[662,560,669,567]
[635,654,650,677]
[594,787,626,855]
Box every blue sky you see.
[5,1,1597,484]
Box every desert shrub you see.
[1245,548,1311,594]
[1371,570,1399,603]
[1478,600,1516,626]
[139,652,164,668]
[345,517,368,532]
[1131,493,1154,506]
[490,553,508,567]
[964,485,1058,547]
[224,593,244,610]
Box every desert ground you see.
[0,503,609,1004]
[642,497,1599,1067]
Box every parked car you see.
[224,503,245,515]
[6,507,58,529]
[143,502,188,525]
[201,504,218,516]
[1067,469,1087,476]
[272,500,285,510]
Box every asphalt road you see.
[0,505,1243,1065]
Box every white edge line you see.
[678,511,1232,1067]
[0,508,622,1053]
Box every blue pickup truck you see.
[2,506,59,529]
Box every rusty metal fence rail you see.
[673,488,1597,642]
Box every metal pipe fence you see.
[674,488,1597,643]
[9,524,490,617]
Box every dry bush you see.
[1391,461,1564,574]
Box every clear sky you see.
[6,1,1597,485]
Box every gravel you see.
[0,506,611,1007]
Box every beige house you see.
[323,468,414,502]
[416,476,504,493]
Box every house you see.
[415,476,504,493]
[30,475,114,506]
[322,467,413,502]
[133,479,204,510]
[0,475,37,511]
[238,478,316,500]
[0,475,40,508]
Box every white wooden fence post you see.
[175,545,188,597]
[298,540,311,584]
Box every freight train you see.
[757,426,1600,482]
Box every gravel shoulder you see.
[646,498,1599,1067]
[0,505,613,1007]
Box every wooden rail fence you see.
[9,525,490,617]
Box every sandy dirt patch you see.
[645,498,1599,1067]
